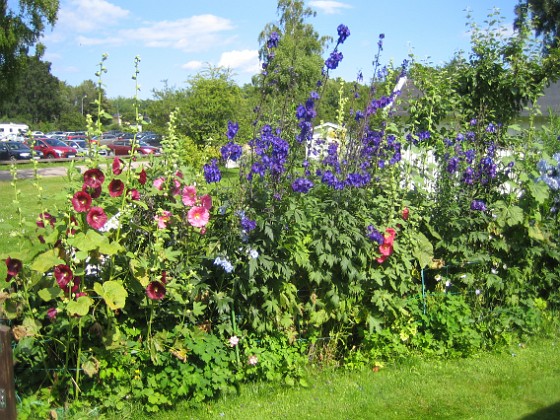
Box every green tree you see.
[0,46,63,124]
[515,0,560,52]
[256,0,328,123]
[0,0,59,98]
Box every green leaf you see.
[38,287,62,302]
[412,232,434,269]
[527,181,549,204]
[94,281,128,310]
[30,249,65,273]
[66,296,93,317]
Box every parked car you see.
[64,139,108,157]
[66,133,87,141]
[29,137,77,159]
[139,134,162,147]
[31,131,45,137]
[0,141,42,161]
[106,139,160,156]
[45,131,65,137]
[91,134,119,145]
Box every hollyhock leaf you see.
[30,249,65,273]
[94,281,128,310]
[22,317,42,337]
[527,181,549,204]
[412,232,433,269]
[38,287,62,302]
[67,296,94,317]
[82,358,100,378]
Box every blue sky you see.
[39,0,517,99]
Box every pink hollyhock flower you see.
[5,257,23,280]
[54,264,74,291]
[75,291,87,299]
[72,191,92,212]
[229,336,239,347]
[187,206,210,228]
[402,207,410,221]
[379,242,393,257]
[128,189,140,200]
[112,157,124,175]
[384,228,396,246]
[83,168,105,189]
[108,179,125,197]
[153,177,165,190]
[182,185,197,206]
[199,227,207,235]
[86,207,108,230]
[138,167,147,185]
[36,212,56,228]
[200,194,212,210]
[376,255,389,264]
[47,307,57,320]
[146,281,166,300]
[155,210,172,229]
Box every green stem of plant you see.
[231,308,240,366]
[75,317,83,400]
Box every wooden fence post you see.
[0,325,17,420]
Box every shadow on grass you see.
[521,401,560,420]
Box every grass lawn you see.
[128,336,560,420]
[0,174,69,266]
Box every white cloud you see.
[182,60,204,70]
[58,0,130,32]
[308,1,352,15]
[218,49,260,74]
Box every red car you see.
[29,137,77,159]
[106,140,160,156]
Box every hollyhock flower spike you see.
[402,207,409,221]
[72,191,92,213]
[83,168,105,189]
[6,257,23,280]
[86,207,108,230]
[146,281,166,300]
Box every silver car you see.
[64,140,108,157]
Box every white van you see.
[0,123,29,140]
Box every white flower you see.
[475,289,481,295]
[248,355,258,366]
[445,280,451,287]
[229,335,239,347]
[248,249,259,259]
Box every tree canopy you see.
[515,0,560,52]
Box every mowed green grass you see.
[0,173,69,265]
[131,337,560,420]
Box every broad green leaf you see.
[94,281,128,310]
[412,232,434,269]
[38,287,62,302]
[66,296,93,317]
[30,249,65,273]
[528,225,544,241]
[527,181,549,204]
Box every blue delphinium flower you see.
[267,31,280,49]
[291,177,314,193]
[325,51,344,70]
[366,225,384,244]
[240,215,257,232]
[214,256,234,273]
[337,24,350,44]
[203,159,222,183]
[470,200,487,211]
[221,142,243,161]
[226,120,239,140]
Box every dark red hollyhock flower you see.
[5,257,23,280]
[83,168,105,189]
[402,207,410,221]
[60,276,81,294]
[112,157,124,175]
[128,189,140,200]
[82,184,102,199]
[138,167,147,185]
[72,190,92,212]
[108,179,125,197]
[160,271,167,284]
[54,264,73,291]
[36,212,56,228]
[146,281,166,300]
[86,207,108,230]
